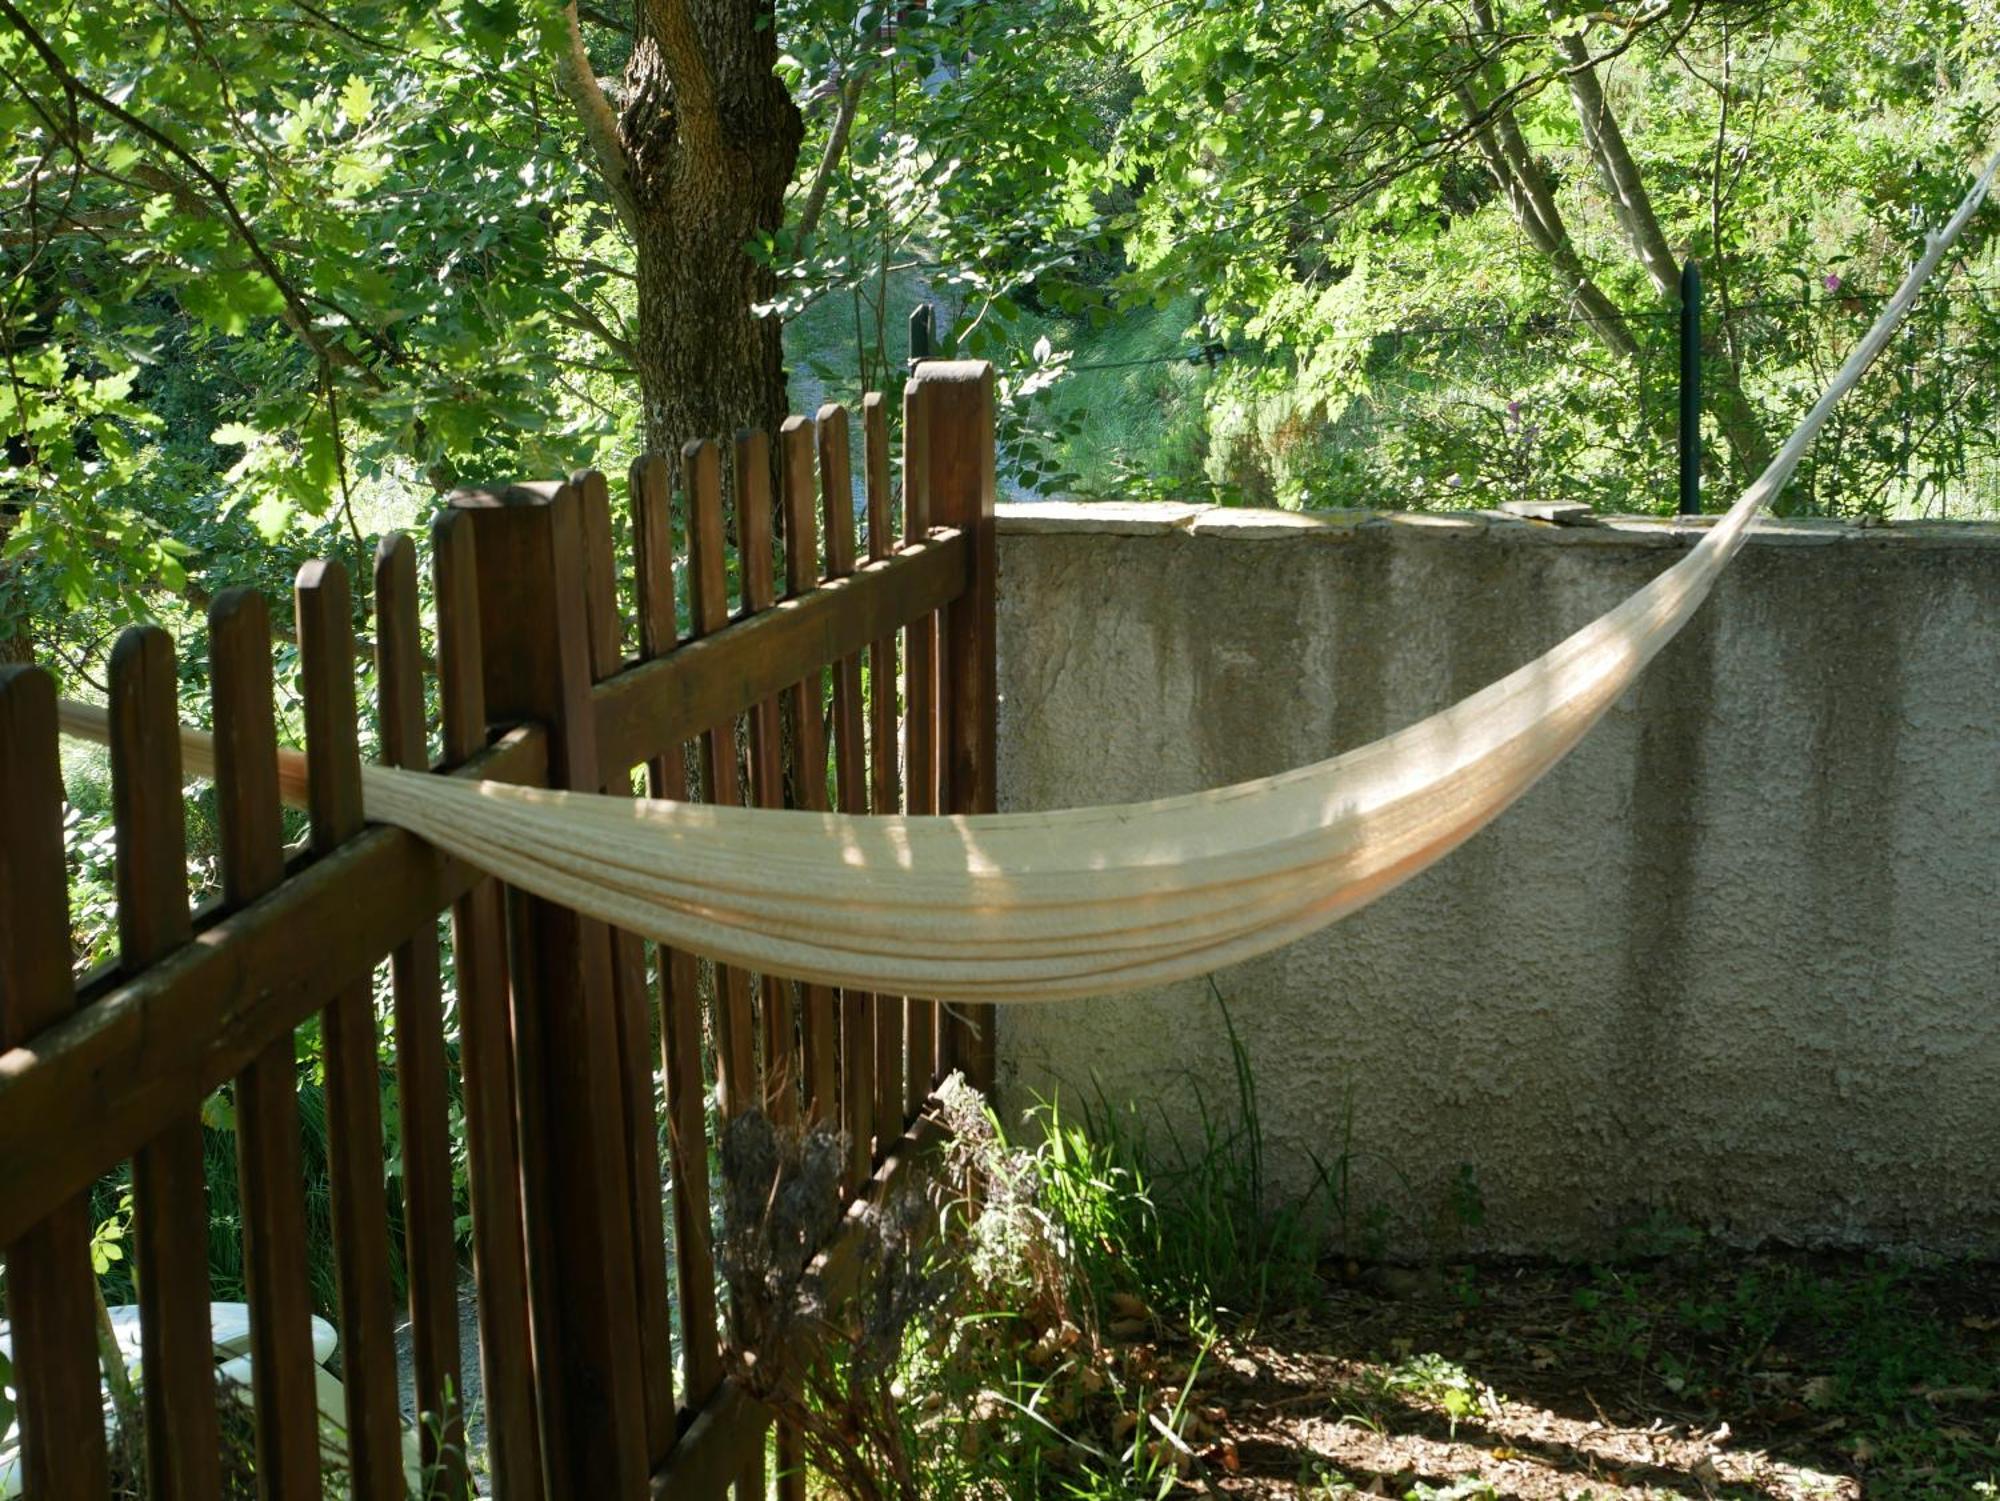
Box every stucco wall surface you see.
[992,501,2000,1257]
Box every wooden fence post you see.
[0,665,110,1496]
[111,625,224,1501]
[450,482,648,1500]
[296,564,408,1501]
[912,361,998,1092]
[432,508,547,1500]
[210,588,324,1501]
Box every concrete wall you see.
[992,502,2000,1257]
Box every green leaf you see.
[249,491,294,541]
[338,74,375,126]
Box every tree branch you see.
[0,0,394,383]
[796,66,871,241]
[550,297,638,364]
[553,0,638,234]
[1542,0,1680,303]
[1452,72,1639,363]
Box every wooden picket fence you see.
[0,361,999,1499]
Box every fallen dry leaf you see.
[1109,1292,1151,1321]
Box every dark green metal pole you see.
[1679,259,1702,515]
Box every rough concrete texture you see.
[992,503,2000,1257]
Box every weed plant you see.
[721,1000,1344,1500]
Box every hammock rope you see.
[55,152,2000,1004]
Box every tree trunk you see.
[622,1,803,460]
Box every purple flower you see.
[1506,400,1522,419]
[1824,273,1842,293]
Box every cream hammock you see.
[58,154,2000,1005]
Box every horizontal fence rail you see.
[0,363,999,1500]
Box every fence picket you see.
[736,426,808,1501]
[734,429,800,1126]
[110,625,223,1501]
[576,468,679,1464]
[862,392,904,1135]
[685,439,759,1119]
[684,440,770,1501]
[212,589,323,1501]
[901,384,941,1108]
[374,534,468,1496]
[631,451,726,1412]
[0,665,110,1496]
[296,561,407,1501]
[817,404,876,1185]
[432,510,546,1499]
[779,416,840,1125]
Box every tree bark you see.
[624,1,804,458]
[560,0,803,461]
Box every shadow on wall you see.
[992,503,2000,1259]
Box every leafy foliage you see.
[1077,0,2000,512]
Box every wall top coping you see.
[995,499,2000,550]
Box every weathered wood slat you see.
[592,527,966,783]
[901,383,941,1108]
[862,392,905,1138]
[684,438,759,1119]
[111,625,224,1501]
[818,404,876,1186]
[211,589,324,1501]
[0,724,543,1250]
[735,429,799,1126]
[433,510,546,1500]
[578,468,680,1467]
[630,452,726,1413]
[736,426,808,1501]
[779,416,839,1125]
[453,481,649,1497]
[374,533,467,1496]
[297,562,407,1501]
[0,665,111,1496]
[678,438,767,1501]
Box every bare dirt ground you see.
[1144,1253,2000,1500]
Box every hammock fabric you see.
[56,154,2000,1005]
